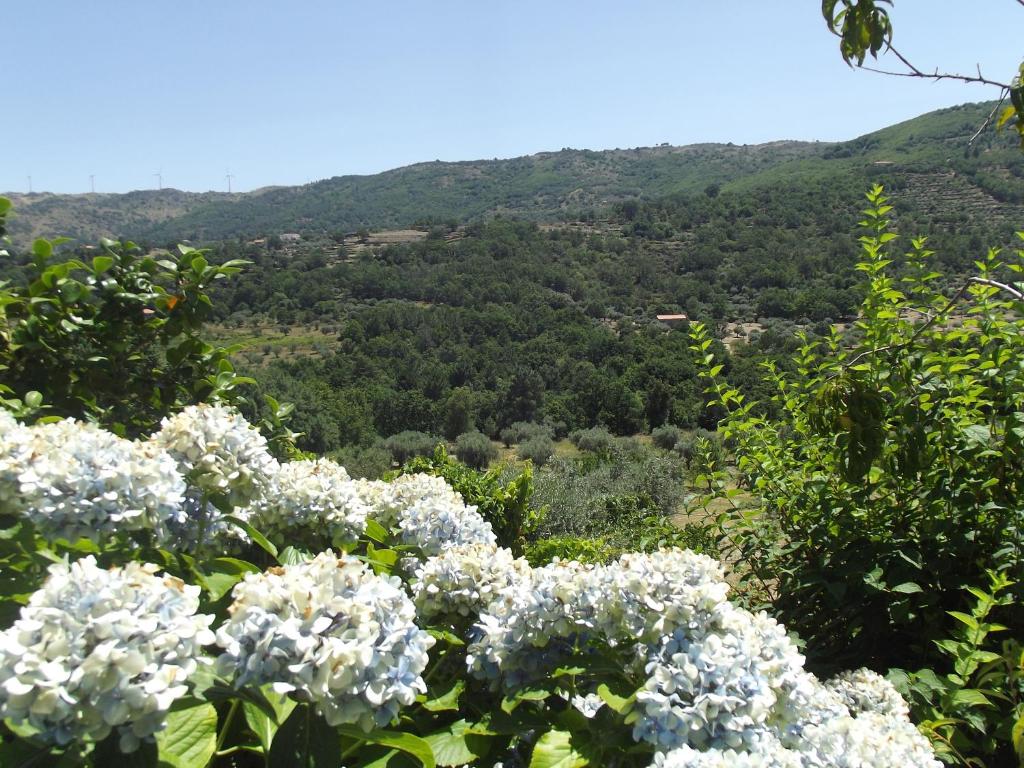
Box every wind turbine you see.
[226,170,234,193]
[154,170,163,190]
[89,174,95,193]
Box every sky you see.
[3,1,1022,194]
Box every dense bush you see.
[569,425,614,454]
[453,430,498,469]
[694,187,1024,678]
[327,442,392,479]
[499,420,553,447]
[0,235,249,436]
[383,430,440,465]
[517,434,555,466]
[650,424,681,450]
[524,534,620,566]
[535,440,686,547]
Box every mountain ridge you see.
[4,100,1020,246]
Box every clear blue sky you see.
[3,1,1021,194]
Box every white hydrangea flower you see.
[151,403,278,507]
[0,556,214,752]
[352,473,496,556]
[0,410,35,513]
[353,474,464,529]
[465,547,938,767]
[412,543,530,621]
[823,667,910,720]
[247,458,368,547]
[650,733,803,768]
[3,418,185,544]
[467,558,604,687]
[215,551,435,730]
[632,606,805,751]
[799,711,941,768]
[593,548,731,643]
[397,494,497,556]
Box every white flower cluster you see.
[634,607,804,750]
[353,473,464,528]
[352,473,496,556]
[0,556,214,752]
[248,458,368,547]
[823,667,909,719]
[411,543,530,621]
[0,416,185,544]
[215,551,434,730]
[650,734,802,768]
[151,403,278,508]
[468,549,730,688]
[465,548,938,768]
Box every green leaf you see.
[529,730,587,768]
[200,557,260,602]
[596,683,632,714]
[336,725,436,768]
[1012,711,1024,764]
[422,679,465,712]
[223,516,278,559]
[92,256,115,274]
[948,611,979,631]
[997,105,1018,129]
[244,685,296,753]
[891,582,923,594]
[278,546,314,566]
[420,721,491,768]
[949,688,993,708]
[32,239,53,260]
[364,518,389,543]
[155,701,217,768]
[268,706,340,768]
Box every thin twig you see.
[970,276,1024,300]
[969,91,1009,146]
[859,43,1011,89]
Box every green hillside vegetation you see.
[6,101,1022,246]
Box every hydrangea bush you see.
[0,407,942,768]
[0,557,214,752]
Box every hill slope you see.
[4,101,1022,245]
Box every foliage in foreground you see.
[0,407,940,768]
[694,186,1024,765]
[0,230,249,436]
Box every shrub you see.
[694,186,1024,675]
[383,430,440,465]
[651,424,681,450]
[891,572,1024,766]
[524,535,620,566]
[517,434,555,466]
[535,441,686,541]
[569,425,613,454]
[328,442,392,479]
[674,428,723,469]
[454,430,498,469]
[0,232,249,435]
[499,421,553,447]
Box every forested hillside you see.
[189,166,1020,454]
[6,101,1023,246]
